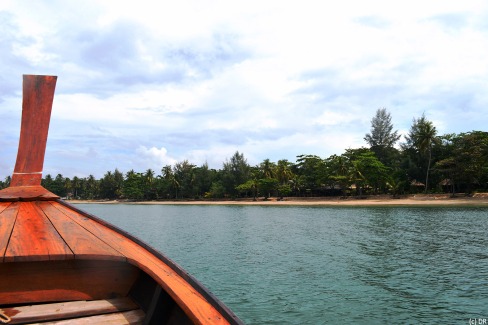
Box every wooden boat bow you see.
[11,75,57,187]
[0,75,243,324]
[0,75,59,201]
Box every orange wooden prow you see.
[10,75,57,187]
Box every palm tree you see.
[85,174,99,199]
[325,154,350,196]
[144,169,155,199]
[162,165,172,180]
[63,177,72,199]
[72,176,80,199]
[260,158,275,179]
[162,165,179,199]
[350,160,367,196]
[290,175,304,197]
[408,114,437,192]
[275,159,293,184]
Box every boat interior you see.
[0,200,195,324]
[0,260,192,324]
[0,74,240,324]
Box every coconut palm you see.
[260,158,275,179]
[144,169,156,199]
[275,159,294,184]
[162,165,180,199]
[407,114,437,192]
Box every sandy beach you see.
[68,194,488,207]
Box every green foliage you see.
[434,131,488,193]
[42,174,68,197]
[208,181,226,198]
[236,180,258,199]
[403,114,438,192]
[337,148,390,195]
[193,163,216,198]
[34,110,487,200]
[294,155,327,194]
[221,151,250,197]
[277,183,292,198]
[364,108,400,148]
[364,108,401,167]
[123,170,145,200]
[0,176,11,190]
[99,169,123,199]
[275,159,294,184]
[258,178,278,199]
[173,160,196,198]
[84,175,100,199]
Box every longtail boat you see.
[0,75,243,325]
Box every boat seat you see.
[0,297,145,325]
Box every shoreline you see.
[67,194,488,207]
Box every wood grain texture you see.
[11,75,57,187]
[53,203,230,324]
[4,202,73,262]
[0,260,140,305]
[1,297,140,324]
[0,186,59,202]
[26,309,145,325]
[38,201,125,261]
[0,202,16,261]
[0,202,11,214]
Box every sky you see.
[1,0,488,179]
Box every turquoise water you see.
[75,204,488,324]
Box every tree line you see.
[1,109,487,200]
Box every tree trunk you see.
[424,148,431,193]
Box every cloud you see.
[354,15,391,29]
[1,0,488,179]
[136,146,177,170]
[0,12,35,100]
[53,22,247,97]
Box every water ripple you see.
[78,204,488,324]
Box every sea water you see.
[76,204,488,324]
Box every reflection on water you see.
[77,204,488,324]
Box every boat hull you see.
[0,75,243,324]
[0,199,241,324]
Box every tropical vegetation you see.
[1,109,487,200]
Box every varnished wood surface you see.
[0,74,241,324]
[0,201,124,263]
[4,202,73,262]
[0,260,139,305]
[0,186,59,202]
[1,295,140,324]
[38,201,124,261]
[0,200,233,324]
[52,202,231,325]
[0,203,17,258]
[28,309,145,325]
[11,75,57,187]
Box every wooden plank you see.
[26,309,145,325]
[53,203,230,324]
[11,75,57,187]
[0,260,140,305]
[37,201,124,261]
[0,202,17,261]
[1,297,139,324]
[4,202,73,262]
[0,202,10,214]
[0,186,59,201]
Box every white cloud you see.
[1,0,487,178]
[136,146,177,170]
